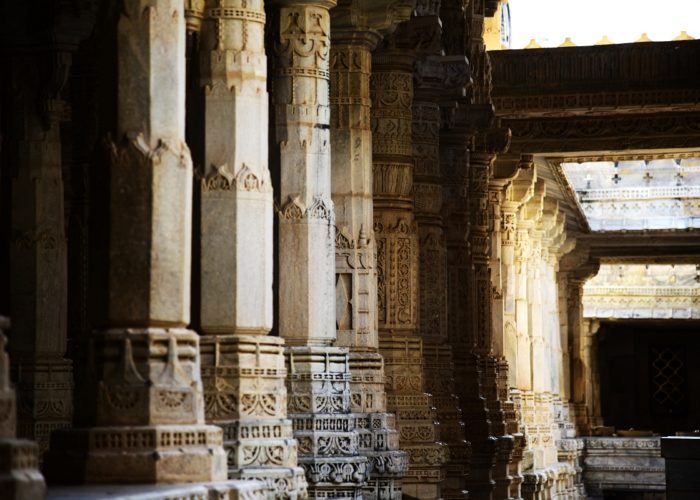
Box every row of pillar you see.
[1,1,603,499]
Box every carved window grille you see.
[650,346,687,416]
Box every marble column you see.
[44,0,227,483]
[8,56,73,456]
[270,1,369,497]
[194,1,306,495]
[488,156,528,499]
[372,30,449,500]
[464,126,510,500]
[560,248,598,436]
[500,163,535,500]
[330,2,413,498]
[0,316,45,498]
[582,319,602,428]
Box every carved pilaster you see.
[44,0,227,484]
[372,29,449,499]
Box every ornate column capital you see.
[331,0,414,47]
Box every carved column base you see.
[509,432,526,500]
[285,347,369,499]
[379,337,449,500]
[457,354,497,500]
[557,438,585,497]
[0,438,45,500]
[346,353,408,499]
[12,358,73,455]
[534,392,557,468]
[423,343,469,499]
[494,435,515,499]
[44,328,227,484]
[199,335,307,499]
[44,425,226,484]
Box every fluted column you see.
[45,0,226,484]
[194,2,306,494]
[270,1,370,497]
[372,32,449,499]
[330,2,413,497]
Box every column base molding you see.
[0,438,46,500]
[285,346,369,499]
[44,424,227,484]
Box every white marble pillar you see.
[195,2,307,494]
[273,0,337,348]
[45,0,227,484]
[270,2,370,497]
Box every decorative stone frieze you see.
[44,0,227,484]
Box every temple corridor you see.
[1,1,699,499]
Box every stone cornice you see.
[490,40,700,119]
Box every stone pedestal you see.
[286,347,369,499]
[46,329,226,484]
[200,336,307,498]
[380,337,449,499]
[0,317,46,500]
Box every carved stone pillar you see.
[372,34,449,500]
[582,319,602,428]
[413,18,471,499]
[270,1,369,497]
[501,167,535,500]
[330,2,414,497]
[44,0,227,483]
[8,55,73,456]
[488,156,530,500]
[194,2,306,495]
[463,126,510,500]
[0,317,45,498]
